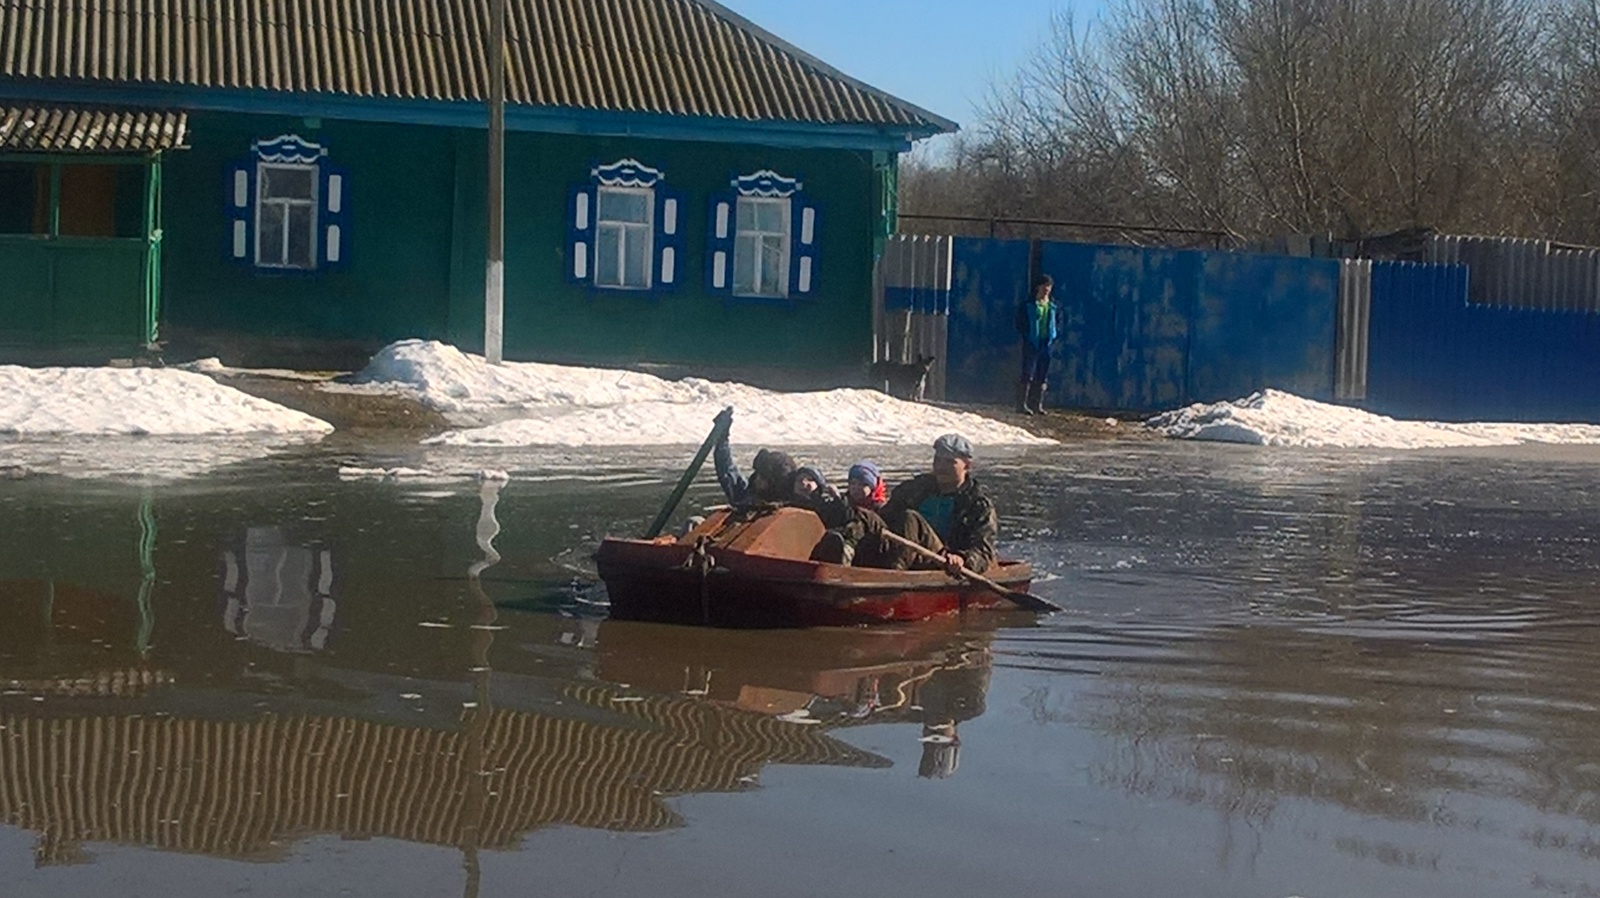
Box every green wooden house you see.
[0,0,953,377]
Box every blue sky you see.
[717,0,1095,143]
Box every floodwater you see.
[2,439,1600,897]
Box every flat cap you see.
[932,433,973,459]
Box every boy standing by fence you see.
[1014,274,1058,415]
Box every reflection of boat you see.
[595,620,992,742]
[595,508,1035,627]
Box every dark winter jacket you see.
[713,437,794,507]
[884,473,999,573]
[1015,299,1059,349]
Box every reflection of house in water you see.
[0,682,886,866]
[595,621,994,780]
[222,527,336,653]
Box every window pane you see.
[597,189,650,224]
[736,198,757,231]
[287,204,315,267]
[622,225,651,287]
[596,224,622,286]
[258,204,287,266]
[760,234,788,295]
[733,234,758,294]
[756,200,788,233]
[262,166,314,200]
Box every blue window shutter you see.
[706,191,736,296]
[567,183,597,284]
[225,159,254,264]
[791,199,820,298]
[654,186,686,291]
[319,163,350,270]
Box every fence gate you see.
[873,235,951,400]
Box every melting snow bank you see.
[0,365,333,436]
[341,340,1051,448]
[1148,390,1600,449]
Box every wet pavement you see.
[2,440,1600,897]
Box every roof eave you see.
[0,80,938,151]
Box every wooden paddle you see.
[878,529,1063,614]
[644,407,734,538]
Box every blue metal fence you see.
[1366,261,1600,422]
[946,238,1338,410]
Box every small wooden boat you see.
[595,507,1035,628]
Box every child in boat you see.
[712,408,796,507]
[846,461,888,511]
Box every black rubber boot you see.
[1016,382,1034,415]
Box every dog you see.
[868,355,935,402]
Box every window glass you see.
[733,197,790,297]
[262,167,314,201]
[597,189,650,224]
[594,187,652,289]
[256,163,318,269]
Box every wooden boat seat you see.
[676,507,826,561]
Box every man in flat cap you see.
[871,433,998,574]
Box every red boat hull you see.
[595,523,1035,628]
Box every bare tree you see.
[908,0,1560,245]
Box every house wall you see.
[162,112,880,377]
[447,131,878,374]
[162,112,459,350]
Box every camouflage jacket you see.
[885,473,999,573]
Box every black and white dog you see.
[868,355,935,402]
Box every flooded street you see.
[3,440,1600,897]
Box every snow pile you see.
[1148,390,1600,449]
[342,340,1051,448]
[0,365,333,436]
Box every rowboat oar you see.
[644,407,734,538]
[878,529,1063,614]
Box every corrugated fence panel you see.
[945,238,1338,411]
[874,235,952,399]
[1188,251,1338,403]
[1049,241,1197,411]
[1425,234,1600,313]
[1335,259,1372,401]
[1366,260,1600,422]
[946,237,1030,404]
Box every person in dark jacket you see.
[1014,274,1059,415]
[790,465,851,529]
[711,408,795,507]
[844,434,997,574]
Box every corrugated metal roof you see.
[0,103,186,151]
[0,0,954,132]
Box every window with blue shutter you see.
[655,185,686,290]
[224,134,347,273]
[568,158,679,294]
[707,190,737,297]
[723,170,818,302]
[319,163,350,269]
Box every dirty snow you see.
[1148,389,1600,449]
[338,340,1050,448]
[0,365,333,436]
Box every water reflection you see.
[0,477,1005,874]
[594,621,994,780]
[221,527,337,653]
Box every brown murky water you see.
[2,441,1599,897]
